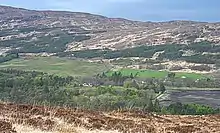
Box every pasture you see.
[0,57,108,77]
[106,68,206,80]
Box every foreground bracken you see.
[0,102,219,133]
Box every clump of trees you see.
[0,53,19,63]
[189,65,212,71]
[0,69,77,105]
[96,72,166,94]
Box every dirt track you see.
[0,102,220,133]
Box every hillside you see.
[1,102,220,133]
[0,5,220,54]
[1,5,220,133]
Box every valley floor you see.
[0,102,219,133]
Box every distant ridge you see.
[0,5,219,52]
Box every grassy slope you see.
[0,57,108,77]
[107,68,206,79]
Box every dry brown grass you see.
[0,102,219,133]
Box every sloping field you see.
[0,57,108,77]
[0,102,219,133]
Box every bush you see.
[123,79,139,89]
[163,102,220,115]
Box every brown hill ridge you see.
[0,102,220,133]
[0,5,220,51]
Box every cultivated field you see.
[106,68,206,79]
[159,89,220,108]
[0,57,108,77]
[0,102,220,133]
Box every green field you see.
[0,57,108,77]
[106,68,206,79]
[0,57,207,79]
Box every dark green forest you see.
[0,69,157,110]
